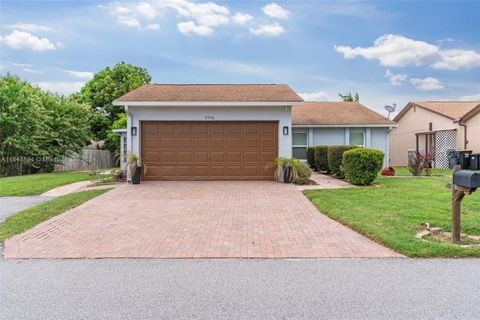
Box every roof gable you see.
[292,102,395,126]
[394,101,480,122]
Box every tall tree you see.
[79,62,151,122]
[338,92,360,102]
[0,74,91,175]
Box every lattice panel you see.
[435,130,457,169]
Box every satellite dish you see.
[385,103,396,119]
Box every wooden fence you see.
[54,148,114,171]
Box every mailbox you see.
[453,170,480,188]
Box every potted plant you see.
[127,153,141,184]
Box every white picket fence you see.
[54,148,114,171]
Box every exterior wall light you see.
[131,126,137,136]
[283,126,289,135]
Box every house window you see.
[122,136,127,157]
[292,132,308,159]
[350,128,365,147]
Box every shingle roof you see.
[394,101,480,122]
[292,102,395,126]
[114,84,303,103]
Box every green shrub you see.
[314,146,329,172]
[306,147,316,170]
[293,161,313,185]
[327,145,359,178]
[342,148,384,185]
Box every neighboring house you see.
[389,101,480,168]
[292,102,396,167]
[112,84,394,181]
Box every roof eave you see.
[292,124,397,128]
[112,100,304,107]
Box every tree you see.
[105,113,127,153]
[79,62,151,122]
[0,74,91,175]
[338,92,360,102]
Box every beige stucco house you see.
[389,101,480,167]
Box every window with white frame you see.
[349,128,365,147]
[292,132,308,159]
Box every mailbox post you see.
[449,166,479,243]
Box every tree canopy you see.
[0,74,91,175]
[79,62,151,122]
[338,92,360,102]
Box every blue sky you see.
[1,0,479,115]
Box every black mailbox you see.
[453,170,480,188]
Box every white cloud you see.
[460,93,480,101]
[103,0,289,37]
[177,21,213,36]
[298,91,330,101]
[232,12,254,25]
[6,23,53,33]
[410,77,444,91]
[0,30,56,51]
[335,34,438,67]
[145,23,161,30]
[36,81,85,95]
[262,3,290,19]
[118,16,141,29]
[249,22,285,37]
[23,68,44,74]
[12,62,32,67]
[433,49,480,70]
[335,34,480,70]
[63,70,94,79]
[385,70,407,85]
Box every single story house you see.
[292,102,396,166]
[113,84,394,181]
[389,101,480,168]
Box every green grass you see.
[0,171,93,196]
[393,166,451,176]
[304,175,480,257]
[0,189,110,242]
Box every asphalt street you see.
[0,196,54,222]
[1,258,480,319]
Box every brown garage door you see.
[141,121,278,180]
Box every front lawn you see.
[393,166,451,177]
[0,189,110,242]
[0,171,93,196]
[304,174,480,257]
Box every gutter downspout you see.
[459,122,468,150]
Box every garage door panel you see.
[210,138,225,148]
[176,138,193,148]
[159,137,175,148]
[226,138,242,148]
[227,152,242,162]
[141,121,277,180]
[159,123,175,134]
[177,151,192,162]
[244,138,258,148]
[194,151,209,162]
[210,152,225,162]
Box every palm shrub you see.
[314,146,329,172]
[327,145,359,178]
[270,157,312,184]
[342,148,384,185]
[306,147,316,170]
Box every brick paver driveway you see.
[4,181,401,259]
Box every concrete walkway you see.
[0,196,54,222]
[297,172,353,190]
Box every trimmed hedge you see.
[343,148,384,185]
[327,145,359,178]
[314,146,329,172]
[306,147,316,170]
